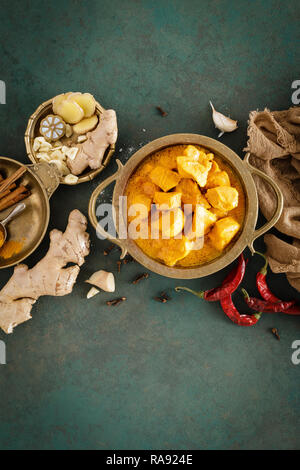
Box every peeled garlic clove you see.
[85,270,115,292]
[64,174,79,185]
[87,287,100,299]
[210,101,238,137]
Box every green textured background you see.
[0,0,299,450]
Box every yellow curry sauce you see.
[125,144,246,267]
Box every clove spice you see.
[271,327,280,341]
[103,244,115,256]
[156,106,168,117]
[154,291,171,303]
[117,260,122,273]
[123,255,134,265]
[132,273,149,284]
[106,297,127,306]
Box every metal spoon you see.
[0,203,26,248]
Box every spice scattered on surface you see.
[156,106,168,117]
[0,230,5,249]
[154,291,171,303]
[271,328,280,340]
[106,297,126,306]
[123,255,134,265]
[0,240,24,259]
[132,273,149,284]
[117,260,122,273]
[103,244,115,256]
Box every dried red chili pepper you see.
[175,253,246,301]
[256,252,280,302]
[219,269,261,326]
[255,252,300,314]
[282,305,300,315]
[241,288,295,312]
[220,296,261,326]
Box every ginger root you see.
[67,109,118,176]
[0,210,90,334]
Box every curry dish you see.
[125,144,245,267]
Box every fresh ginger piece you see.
[154,191,182,209]
[209,216,240,251]
[177,157,212,187]
[67,109,118,176]
[192,206,217,237]
[0,210,90,334]
[52,93,67,115]
[149,166,181,192]
[155,236,193,266]
[206,170,230,189]
[68,93,96,118]
[175,178,210,210]
[73,115,98,134]
[57,100,84,124]
[206,186,239,212]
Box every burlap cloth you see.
[244,107,300,292]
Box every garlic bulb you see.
[210,101,238,138]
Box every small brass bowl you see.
[25,98,115,185]
[88,134,283,279]
[0,157,60,269]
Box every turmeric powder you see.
[0,240,24,259]
[0,230,4,249]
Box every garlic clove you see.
[209,101,238,138]
[87,287,100,299]
[64,174,79,185]
[85,270,115,293]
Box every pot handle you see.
[27,162,60,198]
[243,152,284,253]
[88,159,128,259]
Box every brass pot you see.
[25,98,115,185]
[0,157,60,269]
[88,134,283,279]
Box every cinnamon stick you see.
[0,191,30,212]
[0,183,17,200]
[0,167,26,195]
[0,186,29,211]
